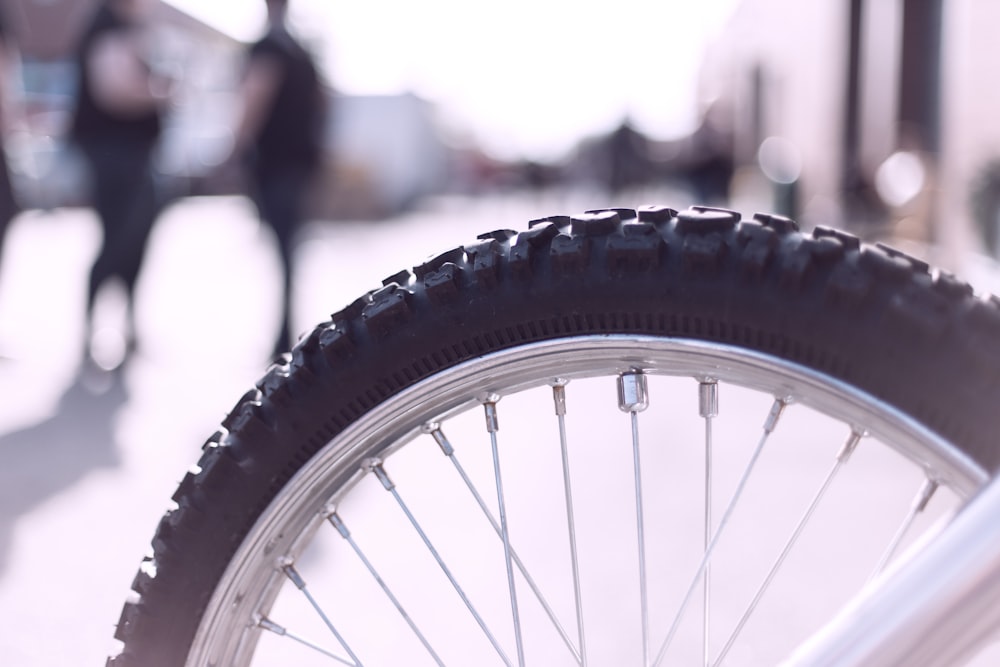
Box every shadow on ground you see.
[0,372,124,578]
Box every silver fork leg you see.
[782,472,1000,667]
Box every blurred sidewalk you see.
[1,193,999,665]
[0,191,591,665]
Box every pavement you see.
[0,192,618,666]
[1,192,1000,666]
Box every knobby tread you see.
[109,205,1000,667]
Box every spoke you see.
[282,564,364,666]
[653,398,787,667]
[869,478,939,581]
[711,429,862,666]
[426,423,582,664]
[371,463,513,666]
[699,380,718,667]
[553,380,588,667]
[618,371,650,666]
[484,397,526,667]
[327,512,445,666]
[258,616,357,665]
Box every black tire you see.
[108,205,1000,666]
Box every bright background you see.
[164,0,739,161]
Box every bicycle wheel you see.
[108,205,1000,666]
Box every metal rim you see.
[186,335,987,666]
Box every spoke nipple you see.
[479,392,502,405]
[429,427,454,456]
[699,380,719,418]
[764,398,787,433]
[483,401,500,433]
[371,463,395,490]
[420,421,440,434]
[552,383,568,416]
[327,512,351,538]
[257,616,287,635]
[617,370,649,413]
[281,561,307,589]
[914,479,939,512]
[838,429,864,461]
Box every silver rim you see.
[186,336,986,666]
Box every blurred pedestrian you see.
[684,101,735,205]
[0,8,21,278]
[69,0,172,371]
[607,117,651,196]
[224,0,327,359]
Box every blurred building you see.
[700,0,1000,256]
[1,0,450,219]
[313,92,451,220]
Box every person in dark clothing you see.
[70,0,172,370]
[228,0,326,358]
[0,10,20,278]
